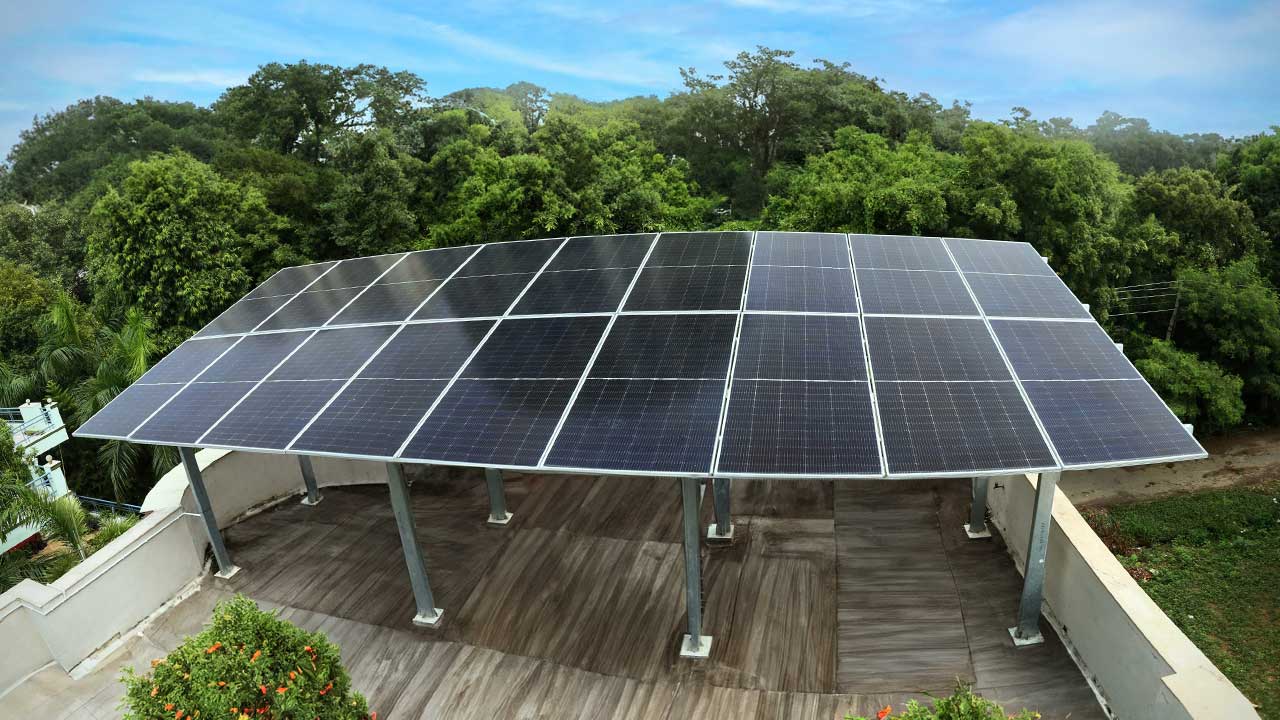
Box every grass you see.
[1083,481,1280,718]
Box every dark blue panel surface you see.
[131,382,257,443]
[258,287,366,331]
[855,270,978,316]
[293,378,448,457]
[646,232,751,267]
[458,239,562,277]
[946,238,1053,276]
[965,273,1091,319]
[993,320,1139,380]
[196,295,296,337]
[201,380,345,449]
[718,380,880,475]
[851,235,954,271]
[360,321,493,380]
[544,378,723,473]
[199,332,312,382]
[1024,380,1204,466]
[378,247,474,284]
[751,232,849,268]
[548,234,655,270]
[745,265,858,313]
[402,378,576,465]
[590,314,736,379]
[74,383,183,439]
[866,317,1010,381]
[330,281,441,325]
[412,273,534,319]
[270,326,394,381]
[733,314,864,381]
[623,265,747,311]
[512,268,639,315]
[245,262,336,299]
[309,254,406,291]
[138,337,238,384]
[877,381,1054,474]
[464,316,608,379]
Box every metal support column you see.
[964,476,991,539]
[385,462,443,628]
[299,455,323,506]
[484,467,513,526]
[679,477,712,658]
[179,447,239,579]
[707,478,734,541]
[1009,471,1059,646]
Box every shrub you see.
[122,595,371,720]
[846,683,1040,719]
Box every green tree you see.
[322,130,425,256]
[1134,339,1245,433]
[1219,128,1280,278]
[215,61,425,162]
[87,152,286,340]
[0,260,57,373]
[1129,168,1263,273]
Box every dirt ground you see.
[1060,427,1280,506]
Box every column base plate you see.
[706,523,735,541]
[412,609,446,628]
[679,634,713,659]
[964,523,991,539]
[1008,626,1044,647]
[487,512,514,527]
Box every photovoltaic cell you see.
[946,238,1053,276]
[992,320,1139,380]
[590,314,736,379]
[511,268,639,315]
[855,270,978,316]
[138,337,238,384]
[751,232,849,268]
[308,254,406,291]
[646,232,751,267]
[329,281,441,325]
[1024,380,1202,466]
[865,317,1010,381]
[623,265,747,311]
[360,321,494,380]
[74,384,182,439]
[199,332,312,382]
[257,287,366,331]
[745,265,858,313]
[548,234,655,271]
[718,380,880,475]
[877,381,1055,474]
[131,382,257,443]
[201,380,346,449]
[412,273,534,319]
[544,378,724,473]
[965,273,1091,319]
[733,314,864,381]
[463,316,608,379]
[270,326,394,381]
[458,239,562,277]
[245,262,336,299]
[293,379,449,457]
[196,295,295,337]
[851,234,954,271]
[402,378,577,465]
[378,247,474,284]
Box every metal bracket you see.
[679,634,713,659]
[706,523,735,541]
[964,523,991,539]
[1008,626,1044,647]
[412,609,446,628]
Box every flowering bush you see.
[122,595,372,720]
[846,683,1040,720]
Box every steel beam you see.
[706,478,734,541]
[179,447,239,579]
[1009,471,1059,646]
[484,467,512,526]
[965,476,991,539]
[299,455,323,506]
[385,463,443,628]
[679,477,712,658]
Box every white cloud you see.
[134,69,250,87]
[970,0,1280,85]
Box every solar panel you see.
[77,232,1206,479]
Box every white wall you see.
[985,474,1258,720]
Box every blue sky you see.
[1,0,1277,157]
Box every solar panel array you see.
[75,232,1206,478]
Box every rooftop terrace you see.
[10,470,1105,719]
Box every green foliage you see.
[323,130,425,256]
[845,682,1039,719]
[1090,483,1280,717]
[87,152,284,339]
[1220,128,1280,279]
[0,202,86,288]
[1133,339,1245,433]
[121,595,372,720]
[1085,111,1231,176]
[1128,167,1263,273]
[0,259,57,373]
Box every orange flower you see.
[230,709,238,715]
[259,685,268,695]
[250,650,261,663]
[877,705,892,720]
[289,671,296,680]
[276,687,287,695]
[319,681,333,696]
[217,681,226,687]
[151,686,159,697]
[206,642,223,654]
[165,704,175,711]
[175,711,184,720]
